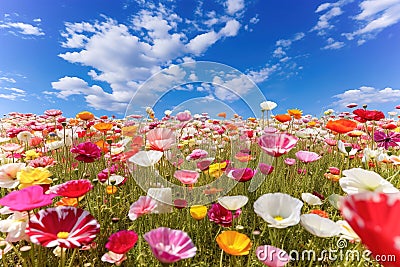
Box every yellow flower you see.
[17,167,52,189]
[25,149,40,160]
[216,231,252,256]
[207,162,227,178]
[190,205,208,220]
[106,185,118,194]
[288,109,303,119]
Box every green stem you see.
[67,248,77,267]
[11,244,27,267]
[219,250,224,267]
[59,248,66,267]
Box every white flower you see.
[16,131,33,143]
[362,148,383,163]
[0,163,25,188]
[254,193,303,228]
[164,110,172,116]
[0,211,29,242]
[336,220,361,242]
[260,101,277,111]
[337,140,357,156]
[128,150,163,167]
[301,193,323,205]
[339,168,399,195]
[218,195,249,211]
[300,214,341,238]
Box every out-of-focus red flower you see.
[353,109,385,122]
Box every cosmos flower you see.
[144,227,197,264]
[26,207,100,248]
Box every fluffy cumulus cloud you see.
[51,2,249,113]
[333,86,400,108]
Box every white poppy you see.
[128,150,163,167]
[301,193,323,205]
[260,101,277,111]
[254,193,303,228]
[300,214,341,238]
[337,140,357,156]
[336,220,361,242]
[339,168,399,194]
[0,211,29,242]
[16,131,33,143]
[218,195,249,211]
[0,163,25,188]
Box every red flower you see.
[341,192,400,265]
[0,185,56,211]
[26,207,100,248]
[70,142,102,163]
[353,109,385,122]
[50,179,93,198]
[105,230,138,254]
[207,203,240,227]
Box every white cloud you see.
[225,0,245,15]
[0,22,44,36]
[0,77,16,83]
[4,87,25,94]
[219,19,241,37]
[312,6,343,34]
[322,37,345,49]
[247,64,279,84]
[0,94,18,100]
[273,47,286,58]
[187,31,219,55]
[333,86,400,108]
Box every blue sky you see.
[1,0,400,119]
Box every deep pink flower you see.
[256,245,290,266]
[105,230,138,254]
[295,151,321,163]
[0,185,55,211]
[26,207,99,248]
[49,179,93,198]
[128,196,157,221]
[70,142,102,163]
[374,130,400,149]
[258,163,274,175]
[97,165,118,183]
[174,170,199,185]
[196,158,214,171]
[258,133,298,157]
[208,203,240,227]
[186,149,208,161]
[227,168,257,182]
[144,227,197,264]
[147,128,176,151]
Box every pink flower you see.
[28,156,56,168]
[0,163,25,188]
[147,128,176,151]
[70,142,102,163]
[128,196,157,221]
[26,207,100,248]
[207,203,240,227]
[258,133,298,157]
[174,170,199,185]
[0,143,22,152]
[186,149,208,161]
[196,158,214,171]
[176,112,192,122]
[101,251,127,266]
[144,227,197,264]
[295,151,321,163]
[324,138,337,146]
[0,185,55,211]
[258,163,274,175]
[227,168,257,182]
[105,230,138,254]
[256,245,290,266]
[49,179,93,198]
[44,109,62,117]
[284,158,296,166]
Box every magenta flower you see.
[144,227,197,264]
[256,245,290,266]
[227,168,257,182]
[26,207,100,248]
[70,142,102,163]
[374,130,400,149]
[295,151,321,163]
[128,196,157,221]
[258,163,274,175]
[258,133,298,157]
[105,230,138,254]
[174,170,199,185]
[0,185,55,211]
[207,203,240,227]
[49,179,93,198]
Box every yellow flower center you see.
[274,216,284,221]
[57,232,70,239]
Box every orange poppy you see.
[308,121,317,127]
[216,231,252,256]
[217,112,227,118]
[106,185,118,194]
[94,122,113,133]
[68,118,80,126]
[326,119,357,134]
[247,117,257,123]
[76,111,94,121]
[274,114,291,123]
[95,140,109,153]
[288,109,303,119]
[121,125,138,137]
[309,209,329,218]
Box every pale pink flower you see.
[174,170,199,185]
[295,151,321,163]
[128,196,157,221]
[147,128,176,151]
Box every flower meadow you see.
[1,104,400,266]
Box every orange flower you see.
[308,121,317,127]
[68,118,80,126]
[216,231,252,256]
[309,209,329,218]
[274,114,291,123]
[106,185,118,194]
[288,109,303,119]
[217,112,227,118]
[94,122,113,133]
[247,117,257,123]
[95,140,109,153]
[55,197,79,207]
[76,111,94,121]
[326,119,357,134]
[121,125,138,137]
[324,172,340,182]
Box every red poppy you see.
[325,119,357,134]
[49,179,93,198]
[105,230,138,254]
[274,114,291,123]
[353,109,385,122]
